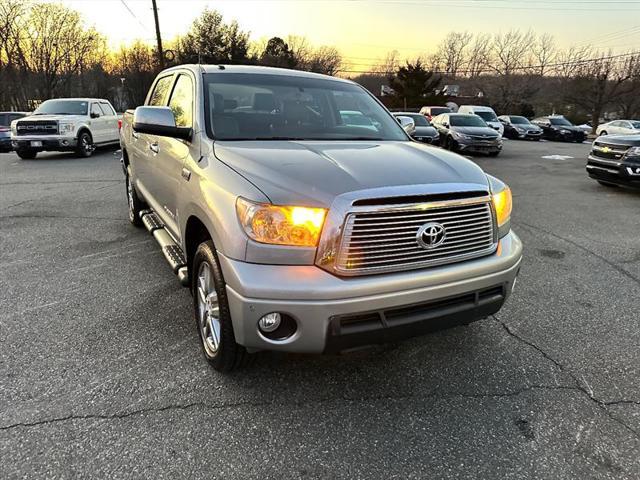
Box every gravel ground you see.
[0,139,638,479]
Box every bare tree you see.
[566,51,635,131]
[436,31,472,78]
[466,33,492,79]
[532,33,556,76]
[373,50,400,76]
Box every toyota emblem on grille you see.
[417,222,446,249]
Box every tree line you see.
[356,31,640,126]
[0,2,342,111]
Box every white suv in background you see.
[11,98,120,159]
[458,105,504,136]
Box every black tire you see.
[598,180,619,188]
[488,151,500,157]
[76,131,94,157]
[16,149,37,160]
[192,240,249,372]
[125,167,144,227]
[446,136,457,152]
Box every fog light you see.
[626,167,640,176]
[258,312,281,333]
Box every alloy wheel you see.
[196,262,221,356]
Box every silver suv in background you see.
[11,98,120,159]
[119,65,522,371]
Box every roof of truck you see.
[162,64,354,84]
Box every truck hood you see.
[213,140,490,207]
[452,126,500,138]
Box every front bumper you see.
[586,154,640,188]
[221,231,523,353]
[11,135,77,151]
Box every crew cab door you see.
[133,73,175,211]
[99,102,119,142]
[89,102,106,143]
[152,72,196,238]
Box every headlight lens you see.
[236,197,327,247]
[453,131,471,141]
[10,121,17,135]
[59,123,74,134]
[625,146,640,157]
[492,186,512,228]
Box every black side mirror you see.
[90,112,100,119]
[133,106,192,141]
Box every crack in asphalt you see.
[517,221,640,286]
[494,315,640,440]
[0,384,602,433]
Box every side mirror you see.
[396,115,416,135]
[442,122,449,128]
[133,106,192,141]
[90,112,100,119]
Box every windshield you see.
[550,117,572,126]
[204,73,407,141]
[510,116,531,125]
[475,111,498,122]
[404,114,429,126]
[34,100,88,115]
[429,107,450,116]
[630,121,640,129]
[450,115,488,127]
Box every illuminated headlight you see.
[236,197,327,247]
[59,123,74,134]
[625,146,640,158]
[487,175,512,237]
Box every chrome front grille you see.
[16,121,58,136]
[336,198,497,275]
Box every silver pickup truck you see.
[120,65,523,371]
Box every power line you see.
[119,0,149,32]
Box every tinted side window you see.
[97,104,109,116]
[148,75,174,106]
[100,103,116,115]
[168,74,193,128]
[0,114,7,126]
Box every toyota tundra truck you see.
[120,65,523,371]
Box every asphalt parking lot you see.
[1,139,639,479]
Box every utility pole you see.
[151,0,164,69]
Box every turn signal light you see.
[492,186,512,227]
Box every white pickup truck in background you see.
[11,98,120,159]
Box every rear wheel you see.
[76,131,94,157]
[193,240,249,372]
[16,149,37,160]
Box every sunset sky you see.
[54,0,640,71]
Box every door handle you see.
[132,131,139,139]
[149,142,159,154]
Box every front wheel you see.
[193,241,249,372]
[16,149,37,160]
[76,131,94,157]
